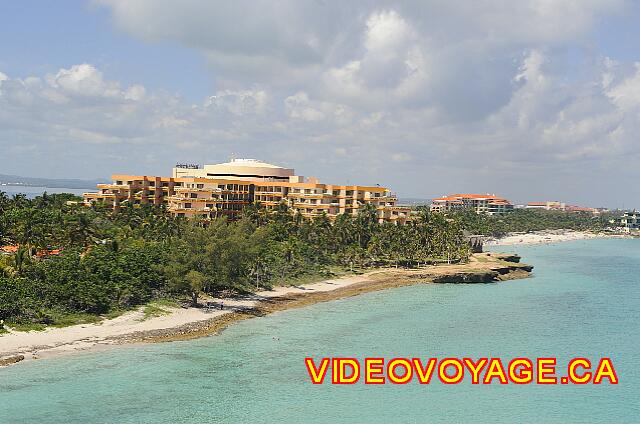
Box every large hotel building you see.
[430,193,514,215]
[83,159,411,224]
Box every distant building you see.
[525,201,602,214]
[430,194,514,215]
[83,159,411,224]
[620,211,640,231]
[525,201,565,210]
[0,245,19,255]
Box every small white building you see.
[620,211,640,232]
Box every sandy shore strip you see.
[0,253,531,365]
[484,230,628,246]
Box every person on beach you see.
[220,301,224,310]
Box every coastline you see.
[0,253,531,366]
[484,229,629,246]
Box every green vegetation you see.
[0,191,469,328]
[444,208,618,237]
[141,299,179,320]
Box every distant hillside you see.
[0,174,106,189]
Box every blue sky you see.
[1,1,639,208]
[0,1,210,100]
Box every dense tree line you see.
[446,208,617,237]
[0,192,469,327]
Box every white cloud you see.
[606,63,640,110]
[46,64,118,97]
[124,85,146,101]
[284,91,354,124]
[205,89,268,115]
[2,1,639,207]
[285,92,326,121]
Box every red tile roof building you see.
[430,194,514,215]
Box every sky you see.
[1,1,640,208]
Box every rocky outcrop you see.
[490,253,521,263]
[0,354,25,366]
[408,253,533,284]
[431,271,498,283]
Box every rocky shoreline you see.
[1,253,532,366]
[425,253,533,283]
[108,253,533,345]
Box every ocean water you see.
[0,186,89,199]
[1,239,639,423]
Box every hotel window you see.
[197,184,204,189]
[116,180,123,185]
[185,203,192,209]
[190,193,197,199]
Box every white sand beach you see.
[0,252,535,366]
[0,272,377,363]
[484,230,623,246]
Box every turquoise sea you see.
[1,239,639,423]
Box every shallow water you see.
[1,239,638,423]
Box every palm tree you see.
[0,246,30,277]
[65,212,98,247]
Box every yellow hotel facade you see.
[83,159,411,224]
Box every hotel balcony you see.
[174,187,222,193]
[292,192,325,198]
[97,183,131,190]
[84,192,119,199]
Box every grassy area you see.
[7,312,105,332]
[102,308,130,320]
[140,299,179,320]
[277,266,362,287]
[1,301,181,333]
